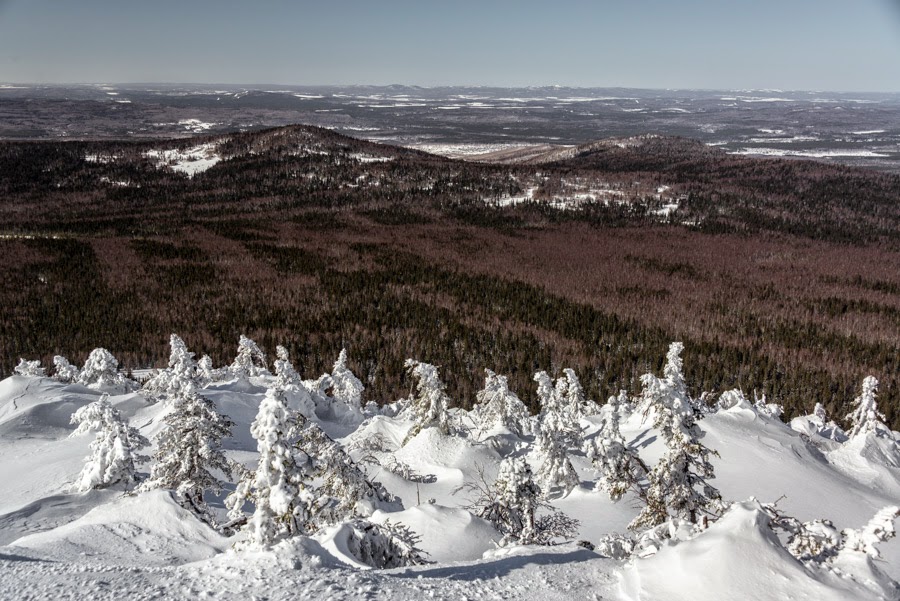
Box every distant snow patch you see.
[145,143,222,177]
[730,148,889,158]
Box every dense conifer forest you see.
[0,125,897,426]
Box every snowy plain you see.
[0,351,899,601]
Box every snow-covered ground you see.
[145,143,222,176]
[1,348,899,600]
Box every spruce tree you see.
[70,395,149,492]
[473,369,531,438]
[402,359,453,444]
[630,343,721,530]
[846,376,890,439]
[142,381,234,522]
[227,384,316,546]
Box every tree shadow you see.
[390,548,598,581]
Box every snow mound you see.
[369,504,498,563]
[10,490,229,566]
[828,433,900,497]
[0,376,99,435]
[622,500,877,601]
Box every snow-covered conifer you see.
[53,355,80,383]
[559,368,593,418]
[272,345,316,417]
[846,376,890,439]
[229,335,268,379]
[228,383,315,545]
[330,348,364,413]
[841,506,900,559]
[594,392,647,501]
[342,519,429,568]
[630,343,721,530]
[753,390,784,420]
[296,420,394,525]
[402,359,453,444]
[197,354,221,385]
[473,457,578,546]
[78,348,138,393]
[143,334,199,403]
[535,410,580,497]
[14,358,45,377]
[473,369,531,437]
[70,395,149,491]
[533,370,581,497]
[142,381,234,522]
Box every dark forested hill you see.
[0,125,897,426]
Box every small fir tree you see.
[78,348,137,393]
[53,355,80,384]
[402,359,453,444]
[630,343,721,530]
[70,395,149,491]
[330,348,364,413]
[227,383,316,546]
[466,457,579,546]
[229,335,268,380]
[142,381,234,522]
[473,369,532,438]
[14,358,45,377]
[143,334,199,403]
[594,392,647,501]
[274,345,316,417]
[846,376,890,439]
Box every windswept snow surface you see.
[1,374,899,600]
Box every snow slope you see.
[1,372,899,600]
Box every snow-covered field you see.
[145,143,222,176]
[1,342,899,601]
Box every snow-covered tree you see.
[14,358,45,377]
[766,502,900,564]
[78,348,138,393]
[557,368,593,418]
[472,369,532,438]
[535,371,581,448]
[227,383,315,546]
[273,345,316,417]
[143,334,199,403]
[753,390,784,420]
[841,505,900,559]
[229,335,268,380]
[197,354,223,385]
[330,348,364,413]
[593,392,647,501]
[295,420,395,524]
[70,395,149,492]
[468,457,578,546]
[341,519,429,568]
[630,343,721,530]
[536,410,580,497]
[142,381,234,522]
[402,359,454,444]
[534,371,581,497]
[846,376,890,439]
[53,355,80,384]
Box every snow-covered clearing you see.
[145,143,222,177]
[730,148,890,159]
[1,343,899,600]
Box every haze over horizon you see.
[1,0,900,92]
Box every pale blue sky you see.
[1,0,899,91]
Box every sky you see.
[1,0,899,91]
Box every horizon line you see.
[2,81,900,95]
